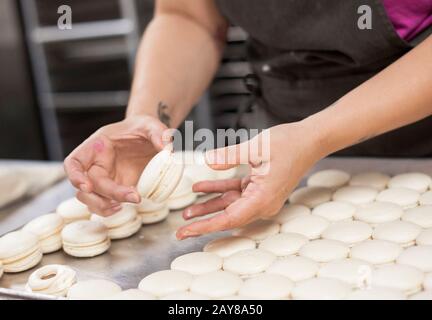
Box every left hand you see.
[176,122,325,240]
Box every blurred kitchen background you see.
[0,0,251,161]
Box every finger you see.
[64,139,103,192]
[87,166,141,204]
[205,141,250,170]
[183,191,241,220]
[192,179,242,194]
[177,191,261,239]
[64,157,92,193]
[142,117,169,151]
[76,191,122,216]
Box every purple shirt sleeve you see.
[382,0,432,41]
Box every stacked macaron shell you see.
[167,176,197,210]
[137,198,169,224]
[23,213,65,254]
[91,204,141,240]
[0,231,42,273]
[56,197,90,224]
[61,220,110,258]
[26,264,76,297]
[137,149,184,203]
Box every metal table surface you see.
[1,157,431,299]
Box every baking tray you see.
[1,157,432,300]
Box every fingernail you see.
[184,209,193,219]
[126,192,140,203]
[79,184,90,193]
[182,229,198,238]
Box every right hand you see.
[64,115,169,216]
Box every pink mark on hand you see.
[92,139,105,153]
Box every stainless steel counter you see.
[1,157,431,299]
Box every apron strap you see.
[234,73,261,129]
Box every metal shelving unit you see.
[20,0,251,158]
[20,0,141,160]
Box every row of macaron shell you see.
[0,190,195,276]
[44,170,432,299]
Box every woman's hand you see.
[176,122,326,240]
[64,115,169,216]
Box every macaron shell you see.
[138,270,193,297]
[149,159,184,202]
[63,238,111,258]
[204,236,256,258]
[289,186,333,208]
[239,274,294,300]
[39,233,63,254]
[349,171,390,190]
[140,207,170,224]
[0,231,40,261]
[259,232,309,256]
[67,279,122,300]
[137,198,167,212]
[307,169,350,189]
[190,271,243,299]
[223,249,276,276]
[61,220,109,246]
[56,197,90,222]
[292,278,351,300]
[3,249,42,273]
[169,176,193,199]
[107,217,141,240]
[272,204,311,224]
[299,239,349,263]
[27,264,76,297]
[266,256,319,282]
[167,192,197,211]
[90,204,137,229]
[137,150,172,199]
[23,214,64,239]
[171,252,223,275]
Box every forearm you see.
[126,13,225,128]
[303,35,432,158]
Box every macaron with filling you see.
[137,198,169,224]
[91,204,141,240]
[23,213,64,253]
[167,176,197,210]
[61,220,110,258]
[56,197,90,224]
[0,230,42,273]
[137,149,184,203]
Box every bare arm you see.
[305,35,432,158]
[64,0,227,216]
[177,35,432,239]
[126,0,228,127]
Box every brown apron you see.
[215,0,432,157]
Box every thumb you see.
[143,119,170,151]
[205,141,250,170]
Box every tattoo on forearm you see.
[157,102,171,127]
